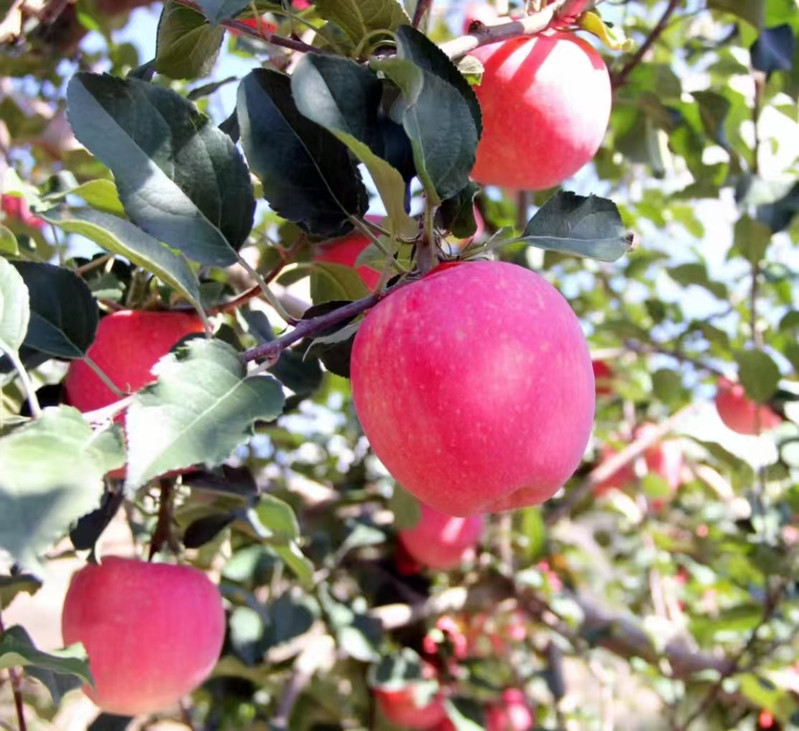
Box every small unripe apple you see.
[313,216,383,289]
[61,557,225,716]
[351,260,595,516]
[486,689,535,731]
[715,377,781,435]
[65,310,205,413]
[373,661,448,729]
[398,504,484,570]
[470,31,611,190]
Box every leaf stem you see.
[149,478,179,560]
[0,614,27,731]
[347,216,408,275]
[1,347,41,419]
[236,255,297,325]
[82,354,126,398]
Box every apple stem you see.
[415,203,437,276]
[348,215,409,275]
[0,615,28,731]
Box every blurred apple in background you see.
[715,376,781,435]
[398,503,484,570]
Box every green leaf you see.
[0,226,19,255]
[155,1,225,80]
[517,506,545,562]
[732,215,772,264]
[237,68,368,237]
[652,368,687,404]
[437,182,479,239]
[255,494,300,543]
[10,261,97,359]
[195,0,249,24]
[0,256,30,356]
[0,574,42,610]
[372,27,480,204]
[389,484,421,530]
[667,262,728,299]
[68,180,125,216]
[0,406,125,569]
[43,207,204,316]
[291,55,415,232]
[310,261,370,304]
[735,349,780,402]
[124,338,285,490]
[66,72,254,266]
[270,542,314,587]
[708,0,765,28]
[315,0,409,46]
[519,192,632,262]
[0,625,93,686]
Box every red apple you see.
[715,377,781,435]
[65,310,205,413]
[398,503,484,570]
[313,216,383,289]
[351,260,595,516]
[486,689,535,731]
[470,31,611,190]
[373,661,448,729]
[230,15,278,36]
[61,556,225,716]
[1,194,45,230]
[592,359,613,397]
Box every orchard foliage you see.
[0,0,798,729]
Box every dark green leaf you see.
[290,55,414,231]
[0,625,93,687]
[732,215,772,264]
[0,406,125,569]
[519,192,632,262]
[667,262,728,299]
[43,208,204,315]
[155,1,225,79]
[195,0,250,23]
[70,484,125,552]
[125,338,285,490]
[757,181,799,232]
[184,511,235,548]
[437,182,479,239]
[373,34,479,203]
[67,73,254,266]
[735,349,780,402]
[707,0,765,28]
[11,262,97,360]
[238,68,368,237]
[750,25,795,76]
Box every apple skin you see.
[486,689,535,731]
[1,194,45,230]
[398,503,484,570]
[65,310,205,413]
[374,661,448,729]
[61,556,225,716]
[715,377,781,435]
[350,260,595,516]
[470,31,611,190]
[313,216,383,290]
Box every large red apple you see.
[65,310,205,413]
[373,662,448,729]
[351,260,594,516]
[61,556,225,716]
[715,377,781,435]
[486,689,535,731]
[398,503,484,570]
[470,31,611,190]
[313,216,383,290]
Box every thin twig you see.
[440,0,589,59]
[611,0,683,89]
[411,0,432,29]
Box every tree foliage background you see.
[0,0,798,728]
